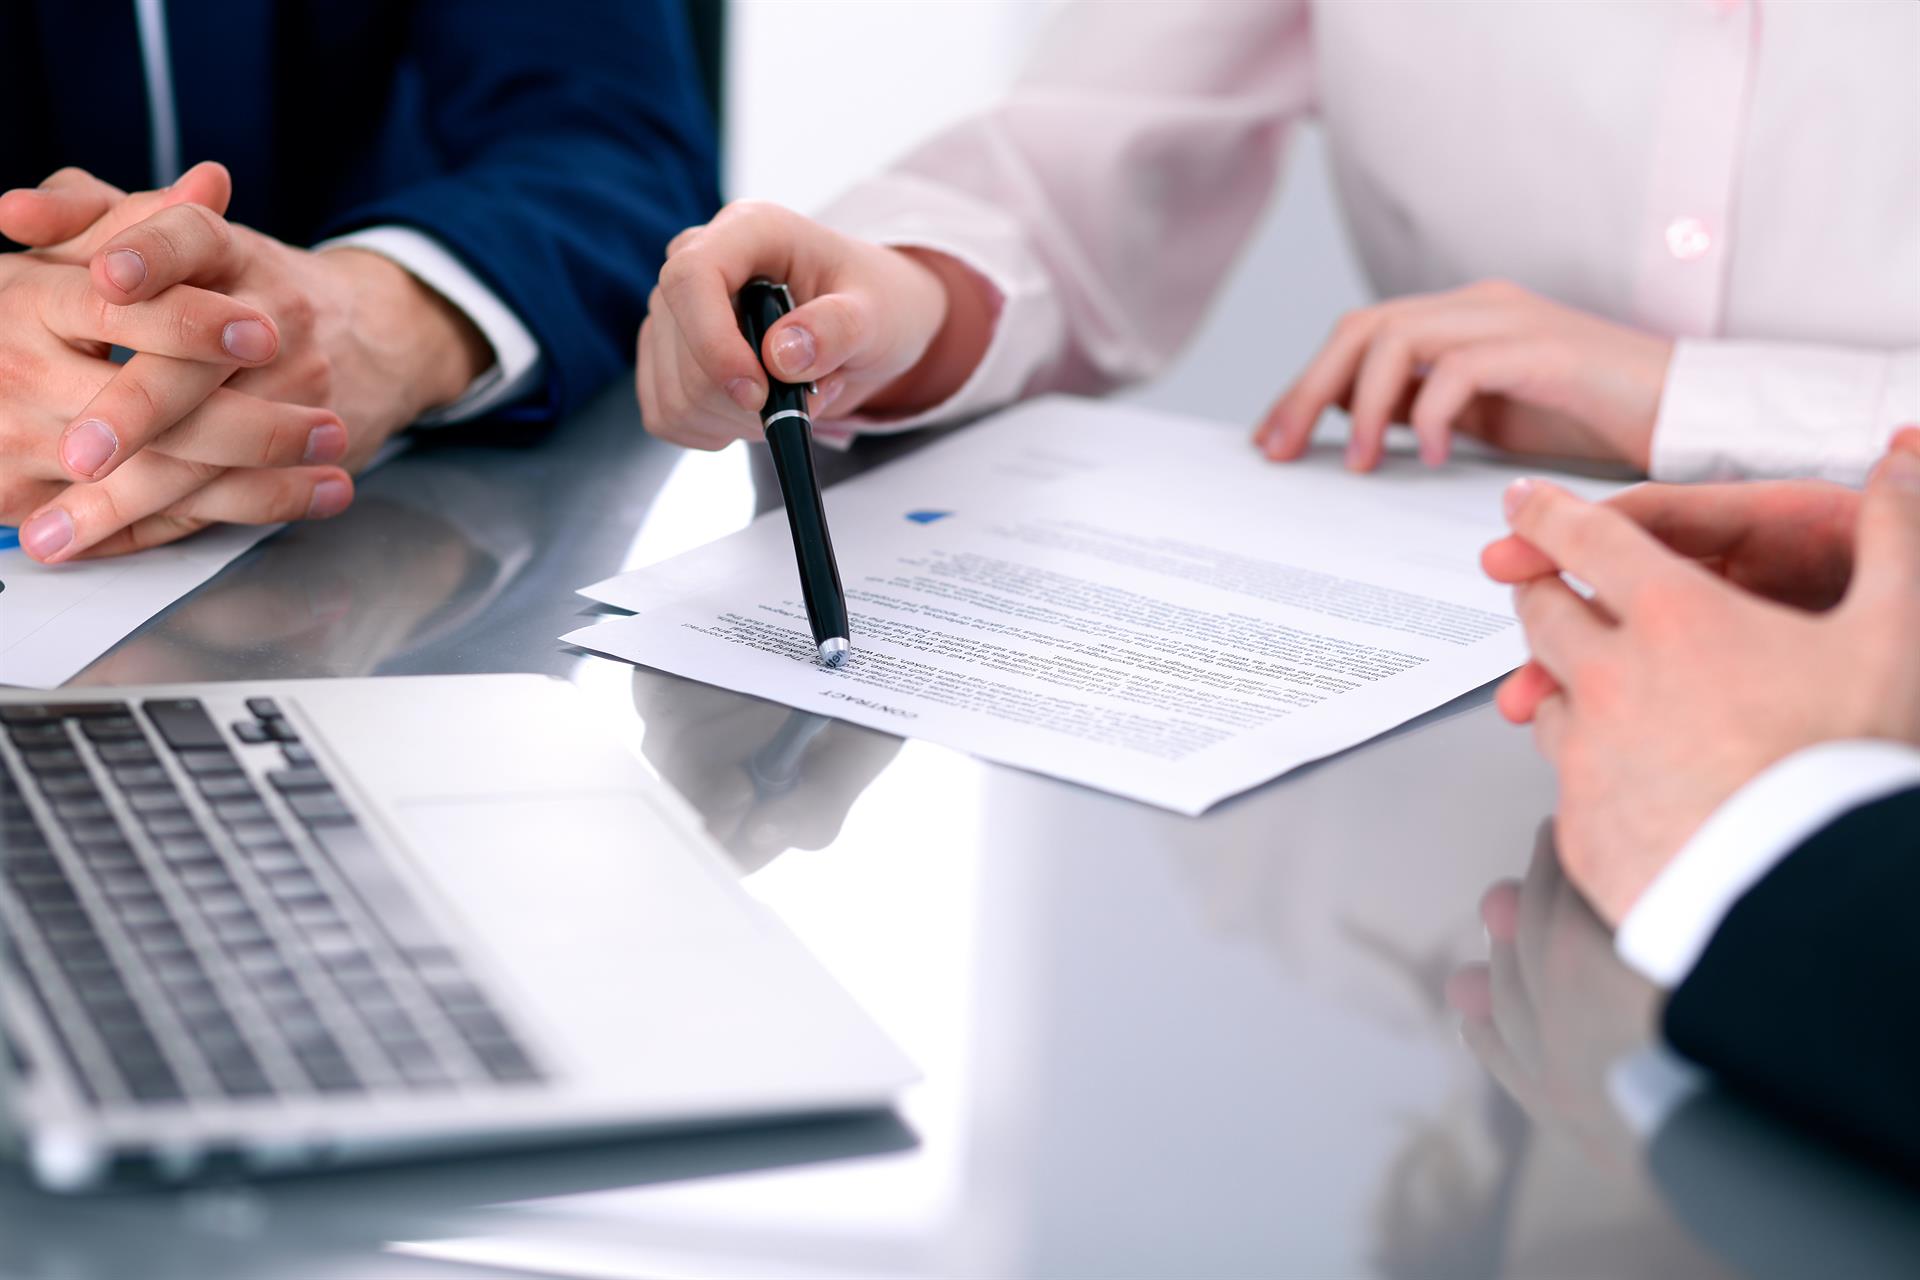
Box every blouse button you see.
[1665,216,1713,261]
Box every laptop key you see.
[142,700,226,751]
[175,749,242,776]
[94,739,158,765]
[79,717,145,743]
[213,799,273,825]
[141,812,203,838]
[286,791,353,826]
[195,775,258,801]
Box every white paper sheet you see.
[568,398,1620,814]
[0,523,275,688]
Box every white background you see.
[724,0,1372,428]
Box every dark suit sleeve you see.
[322,0,720,423]
[1663,785,1920,1179]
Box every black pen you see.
[735,279,852,667]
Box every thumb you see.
[1848,426,1920,605]
[160,161,233,218]
[763,293,875,385]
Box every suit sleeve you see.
[1662,786,1920,1177]
[321,0,720,423]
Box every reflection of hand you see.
[73,494,486,686]
[1254,280,1671,472]
[630,673,902,869]
[638,201,993,448]
[0,165,350,561]
[1446,823,1659,1171]
[1484,431,1920,926]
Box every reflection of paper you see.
[568,398,1619,814]
[0,524,274,688]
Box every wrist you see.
[862,247,996,418]
[319,247,491,419]
[1621,333,1674,472]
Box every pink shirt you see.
[820,0,1919,483]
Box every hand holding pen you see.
[734,279,852,667]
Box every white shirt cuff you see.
[1651,341,1920,485]
[812,172,1066,446]
[1616,740,1920,989]
[316,226,546,425]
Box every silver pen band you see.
[764,409,812,429]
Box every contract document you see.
[1,524,274,688]
[569,399,1620,814]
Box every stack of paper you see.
[567,399,1618,814]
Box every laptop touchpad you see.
[388,793,771,1064]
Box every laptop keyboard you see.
[0,697,541,1110]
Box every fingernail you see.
[770,326,815,379]
[816,377,843,411]
[306,478,351,519]
[1503,477,1537,522]
[724,377,761,411]
[1894,424,1920,455]
[20,509,74,561]
[103,248,146,293]
[1344,438,1366,469]
[60,419,117,478]
[302,421,346,465]
[1884,450,1920,494]
[222,319,274,362]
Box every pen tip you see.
[818,638,851,668]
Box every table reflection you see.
[632,672,903,872]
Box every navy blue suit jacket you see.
[0,0,720,422]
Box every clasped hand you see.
[1482,430,1920,925]
[0,162,488,561]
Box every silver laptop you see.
[0,674,915,1191]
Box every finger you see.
[59,360,337,479]
[1846,425,1920,608]
[1344,332,1416,471]
[1512,577,1610,688]
[1257,310,1381,461]
[1503,476,1693,617]
[673,318,762,447]
[38,271,278,365]
[760,292,875,386]
[0,169,125,247]
[1,162,232,263]
[90,200,241,303]
[1481,533,1559,584]
[1486,926,1546,1076]
[1409,341,1535,467]
[1495,660,1560,724]
[1444,964,1493,1019]
[150,389,347,472]
[638,313,732,451]
[76,465,353,559]
[59,358,336,480]
[1479,880,1522,944]
[1530,691,1570,763]
[653,213,806,413]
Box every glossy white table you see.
[9,387,1912,1280]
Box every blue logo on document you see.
[905,510,954,525]
[0,527,17,551]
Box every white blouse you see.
[822,0,1919,484]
